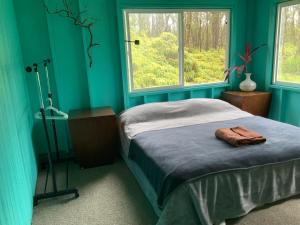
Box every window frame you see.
[123,9,231,93]
[273,0,300,86]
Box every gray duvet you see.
[128,116,300,207]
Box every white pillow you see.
[120,98,243,125]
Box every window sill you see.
[269,83,300,93]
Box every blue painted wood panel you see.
[79,0,124,113]
[0,0,37,224]
[251,0,300,127]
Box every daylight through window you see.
[124,10,230,92]
[274,1,300,85]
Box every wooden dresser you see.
[68,107,118,168]
[222,91,272,117]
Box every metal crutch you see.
[43,59,60,161]
[33,63,58,195]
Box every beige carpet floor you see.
[32,159,300,225]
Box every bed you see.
[118,98,300,225]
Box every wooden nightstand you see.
[68,107,118,168]
[222,91,272,117]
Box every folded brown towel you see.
[215,126,266,147]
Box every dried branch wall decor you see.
[44,0,99,67]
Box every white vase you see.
[239,73,257,92]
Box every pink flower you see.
[224,43,266,81]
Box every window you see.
[124,10,230,92]
[274,1,300,85]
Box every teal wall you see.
[11,0,260,153]
[15,0,250,111]
[0,0,37,225]
[251,0,300,127]
[1,0,299,224]
[12,0,300,156]
[14,0,124,154]
[80,0,124,112]
[14,0,59,153]
[14,0,123,113]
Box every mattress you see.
[119,98,252,156]
[118,98,300,225]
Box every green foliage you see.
[282,56,300,74]
[184,48,225,85]
[279,44,300,78]
[131,32,226,89]
[278,44,300,83]
[131,32,179,89]
[277,5,300,84]
[279,73,300,83]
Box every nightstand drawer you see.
[222,91,272,117]
[68,107,118,168]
